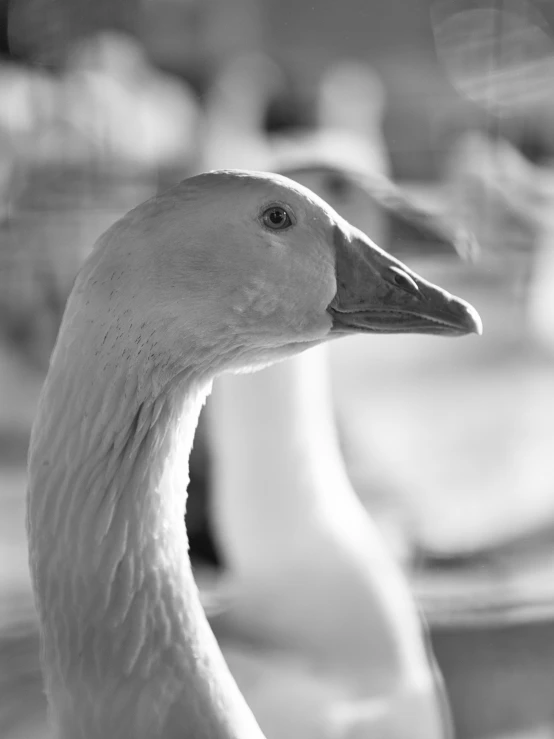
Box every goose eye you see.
[389,266,419,295]
[262,206,292,230]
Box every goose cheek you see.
[234,278,282,319]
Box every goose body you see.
[208,345,448,739]
[27,169,481,738]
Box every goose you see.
[206,342,451,739]
[445,130,541,263]
[273,60,389,177]
[200,55,388,181]
[0,62,57,218]
[26,169,481,739]
[444,129,554,353]
[60,31,200,171]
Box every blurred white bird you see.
[200,55,389,180]
[275,60,389,176]
[524,168,554,354]
[444,129,541,263]
[205,344,452,739]
[444,128,554,357]
[0,62,57,216]
[60,31,200,171]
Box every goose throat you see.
[26,338,256,738]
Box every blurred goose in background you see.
[444,129,554,354]
[527,171,554,354]
[445,130,541,263]
[201,55,388,179]
[60,31,200,171]
[0,64,55,144]
[4,170,481,739]
[0,32,198,373]
[207,340,452,739]
[0,62,57,217]
[274,60,389,176]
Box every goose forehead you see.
[195,170,339,218]
[93,170,343,278]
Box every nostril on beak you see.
[388,266,420,296]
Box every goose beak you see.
[328,226,483,337]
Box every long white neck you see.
[27,302,265,739]
[210,345,352,573]
[209,347,431,688]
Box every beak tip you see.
[465,303,483,336]
[444,296,483,336]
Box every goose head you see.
[76,169,481,377]
[30,168,482,739]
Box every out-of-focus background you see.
[2,0,554,737]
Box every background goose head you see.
[279,162,480,262]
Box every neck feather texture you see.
[26,299,265,739]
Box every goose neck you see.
[27,317,263,739]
